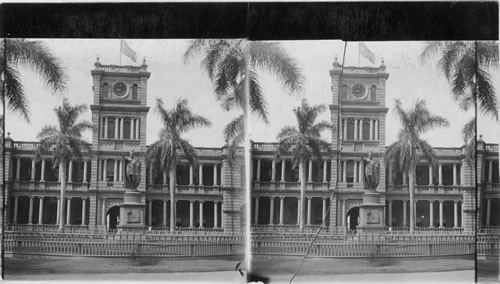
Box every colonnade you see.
[13,158,90,183]
[254,159,329,182]
[100,116,140,140]
[145,199,222,228]
[341,118,380,141]
[386,199,462,228]
[252,196,329,225]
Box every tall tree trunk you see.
[408,165,415,233]
[299,160,306,232]
[169,165,176,233]
[59,161,66,231]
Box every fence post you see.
[428,244,432,255]
[190,244,194,256]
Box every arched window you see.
[341,85,348,100]
[362,119,370,140]
[123,118,131,139]
[108,117,115,139]
[101,83,109,99]
[346,119,355,140]
[132,84,138,100]
[371,85,377,101]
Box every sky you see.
[5,39,500,148]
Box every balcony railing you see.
[146,184,223,195]
[252,142,329,152]
[387,184,463,194]
[485,144,499,152]
[253,181,329,191]
[10,180,92,191]
[483,183,500,192]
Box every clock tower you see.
[329,57,389,230]
[88,57,151,228]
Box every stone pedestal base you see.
[117,190,146,234]
[357,192,385,235]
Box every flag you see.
[121,40,137,62]
[359,42,375,64]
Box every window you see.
[124,118,131,139]
[341,85,348,99]
[346,119,355,140]
[346,161,354,183]
[101,83,109,99]
[371,85,377,101]
[132,84,138,100]
[362,119,370,140]
[108,117,116,139]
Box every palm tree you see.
[1,39,66,122]
[275,99,331,231]
[146,98,211,232]
[36,99,93,230]
[420,41,498,119]
[183,39,304,148]
[385,99,449,232]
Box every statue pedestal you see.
[357,192,385,235]
[117,190,146,234]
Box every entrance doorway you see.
[346,207,360,231]
[106,206,120,230]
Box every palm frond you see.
[3,62,31,121]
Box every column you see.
[199,201,204,228]
[214,201,219,228]
[118,160,123,182]
[271,160,276,182]
[254,198,260,224]
[369,120,373,140]
[308,160,313,182]
[114,117,119,139]
[199,164,203,186]
[68,161,73,182]
[343,119,347,140]
[213,164,218,186]
[31,159,36,180]
[388,163,393,184]
[439,200,444,228]
[38,197,44,224]
[279,197,284,225]
[56,197,60,225]
[403,201,407,227]
[323,160,328,182]
[438,164,443,185]
[488,161,493,182]
[388,200,392,226]
[322,198,327,222]
[354,119,358,140]
[359,119,364,140]
[163,171,167,184]
[341,199,346,227]
[148,163,153,184]
[189,201,194,228]
[353,161,358,183]
[296,197,301,225]
[113,160,118,182]
[101,198,106,226]
[281,160,286,182]
[453,201,459,228]
[428,165,433,185]
[148,200,153,226]
[83,160,88,182]
[41,159,46,182]
[103,159,107,181]
[131,118,135,139]
[163,200,167,227]
[486,199,491,226]
[16,158,21,180]
[359,162,363,183]
[28,197,34,224]
[307,198,312,225]
[119,118,124,139]
[135,119,140,139]
[375,120,379,140]
[269,197,274,225]
[189,165,194,185]
[66,198,72,225]
[256,159,261,181]
[453,164,457,185]
[342,161,347,182]
[104,117,109,138]
[403,172,407,185]
[429,200,434,228]
[298,163,302,182]
[81,198,87,226]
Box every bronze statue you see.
[123,150,141,190]
[362,151,380,191]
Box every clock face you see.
[113,82,128,98]
[351,83,367,99]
